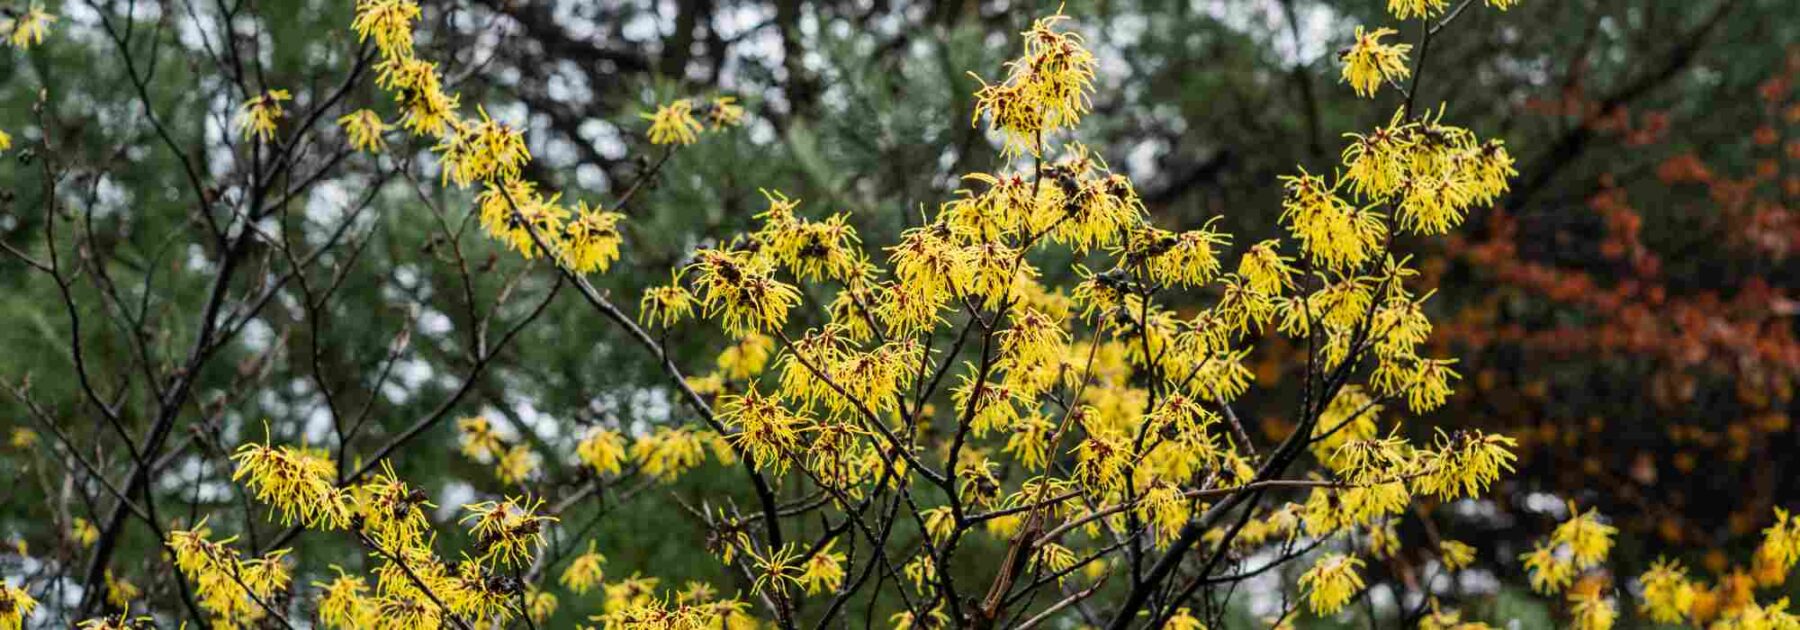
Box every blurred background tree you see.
[1,0,1795,626]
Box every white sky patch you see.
[435,481,477,521]
[1522,492,1571,518]
[1196,0,1341,65]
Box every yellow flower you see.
[475,177,569,259]
[1167,607,1206,630]
[1340,27,1412,98]
[436,106,531,187]
[970,12,1097,157]
[1419,600,1492,630]
[632,427,710,481]
[236,89,293,142]
[0,129,12,154]
[1278,168,1385,271]
[560,540,607,595]
[707,96,746,129]
[903,554,937,593]
[1520,541,1574,594]
[1568,592,1616,630]
[1052,169,1143,254]
[231,438,349,528]
[337,108,389,152]
[102,570,139,609]
[640,277,696,329]
[1439,540,1477,571]
[748,544,805,596]
[1404,357,1463,413]
[1758,507,1800,576]
[1141,483,1192,547]
[1715,598,1800,629]
[75,614,156,629]
[576,428,629,477]
[313,568,375,629]
[494,443,539,484]
[0,583,38,630]
[1410,429,1516,500]
[526,588,557,623]
[460,493,550,568]
[347,462,434,551]
[717,385,806,473]
[71,517,99,547]
[1638,558,1695,624]
[4,7,55,50]
[460,494,555,569]
[1003,414,1056,471]
[890,607,949,630]
[1553,504,1617,569]
[716,333,775,380]
[755,190,864,283]
[5,427,41,451]
[687,248,803,337]
[457,414,505,461]
[644,99,704,146]
[1126,224,1230,288]
[350,0,420,56]
[558,202,626,274]
[798,542,847,595]
[1300,553,1366,615]
[1388,0,1450,19]
[166,522,293,625]
[376,57,461,137]
[1342,110,1415,201]
[1238,240,1298,295]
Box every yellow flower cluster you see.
[103,570,139,609]
[212,429,589,629]
[0,583,37,630]
[1640,558,1698,623]
[717,385,807,473]
[971,12,1097,156]
[461,495,556,569]
[142,7,1535,628]
[640,279,697,329]
[337,108,389,152]
[231,439,350,528]
[73,614,156,629]
[166,522,293,628]
[688,247,804,338]
[1509,505,1800,629]
[2,6,54,50]
[643,96,742,146]
[1760,508,1800,577]
[631,426,720,481]
[1568,590,1618,630]
[1520,503,1614,594]
[349,0,739,277]
[589,7,1520,612]
[72,516,99,546]
[1341,27,1412,98]
[561,540,608,595]
[1389,0,1518,20]
[235,89,292,143]
[455,414,542,484]
[1299,553,1366,615]
[589,584,759,630]
[576,427,630,476]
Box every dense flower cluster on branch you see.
[190,4,1527,628]
[5,1,1789,629]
